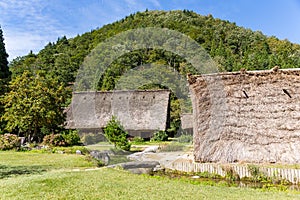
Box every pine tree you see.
[0,26,10,133]
[0,26,10,79]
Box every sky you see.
[0,0,300,61]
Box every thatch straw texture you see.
[189,68,300,163]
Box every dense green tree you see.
[1,70,70,142]
[0,26,9,79]
[103,116,131,151]
[0,26,10,133]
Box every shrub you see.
[177,134,193,143]
[247,164,268,182]
[222,165,240,181]
[61,130,81,146]
[131,136,144,144]
[0,134,21,150]
[43,130,82,147]
[151,130,168,142]
[42,134,67,147]
[103,116,131,151]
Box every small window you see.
[242,90,249,98]
[283,89,292,98]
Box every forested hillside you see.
[3,10,300,138]
[9,10,300,88]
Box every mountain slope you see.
[9,10,300,87]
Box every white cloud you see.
[0,0,165,61]
[4,31,54,60]
[149,0,161,8]
[123,0,161,10]
[0,0,71,60]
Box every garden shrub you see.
[0,134,21,150]
[43,130,81,147]
[42,134,67,147]
[222,165,240,181]
[247,164,268,182]
[131,136,144,144]
[104,116,131,151]
[151,130,168,142]
[61,130,81,146]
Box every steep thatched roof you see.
[66,90,170,132]
[189,67,300,164]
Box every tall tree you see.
[1,70,70,142]
[0,26,10,133]
[0,26,10,79]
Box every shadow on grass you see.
[0,165,47,179]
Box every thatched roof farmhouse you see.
[66,90,170,139]
[189,68,300,164]
[180,113,193,135]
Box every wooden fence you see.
[166,161,300,184]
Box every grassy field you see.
[1,151,300,199]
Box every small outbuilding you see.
[180,113,193,135]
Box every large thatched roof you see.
[66,90,170,132]
[189,67,300,164]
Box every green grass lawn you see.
[1,151,300,199]
[1,168,300,200]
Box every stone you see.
[119,161,160,169]
[109,161,161,174]
[127,152,144,161]
[127,168,154,175]
[90,150,110,165]
[76,150,82,155]
[143,146,159,153]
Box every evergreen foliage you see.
[9,11,300,82]
[0,26,10,133]
[8,10,300,93]
[0,26,10,80]
[150,130,168,142]
[103,116,131,151]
